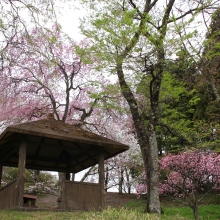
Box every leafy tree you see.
[191,7,220,151]
[78,0,218,213]
[1,167,57,195]
[200,7,220,105]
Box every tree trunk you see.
[118,169,124,194]
[146,123,161,213]
[104,165,109,192]
[116,61,162,213]
[33,170,40,194]
[125,167,131,194]
[193,205,199,220]
[80,165,96,182]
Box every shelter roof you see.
[0,115,129,173]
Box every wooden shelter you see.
[0,114,129,210]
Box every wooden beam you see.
[27,139,102,153]
[0,146,19,162]
[55,150,65,167]
[16,141,27,207]
[98,153,105,209]
[31,144,42,165]
[0,133,19,150]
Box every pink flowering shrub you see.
[135,150,220,219]
[159,151,220,196]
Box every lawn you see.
[0,193,219,220]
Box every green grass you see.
[0,193,220,220]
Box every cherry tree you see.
[80,114,142,193]
[1,23,139,195]
[0,0,61,71]
[0,24,99,127]
[159,151,220,220]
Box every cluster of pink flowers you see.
[25,180,57,195]
[135,151,220,198]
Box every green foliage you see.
[157,71,200,152]
[1,167,57,194]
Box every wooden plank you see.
[0,180,17,209]
[63,181,102,210]
[23,194,37,200]
[16,141,27,207]
[99,153,105,209]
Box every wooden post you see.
[59,172,66,209]
[0,164,2,188]
[71,173,75,182]
[16,141,27,207]
[98,153,105,209]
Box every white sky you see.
[57,3,85,41]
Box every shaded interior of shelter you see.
[0,114,129,211]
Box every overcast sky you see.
[57,3,85,41]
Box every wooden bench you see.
[23,194,37,207]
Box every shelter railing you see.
[61,181,104,211]
[0,179,17,209]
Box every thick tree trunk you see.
[146,124,161,213]
[116,62,162,213]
